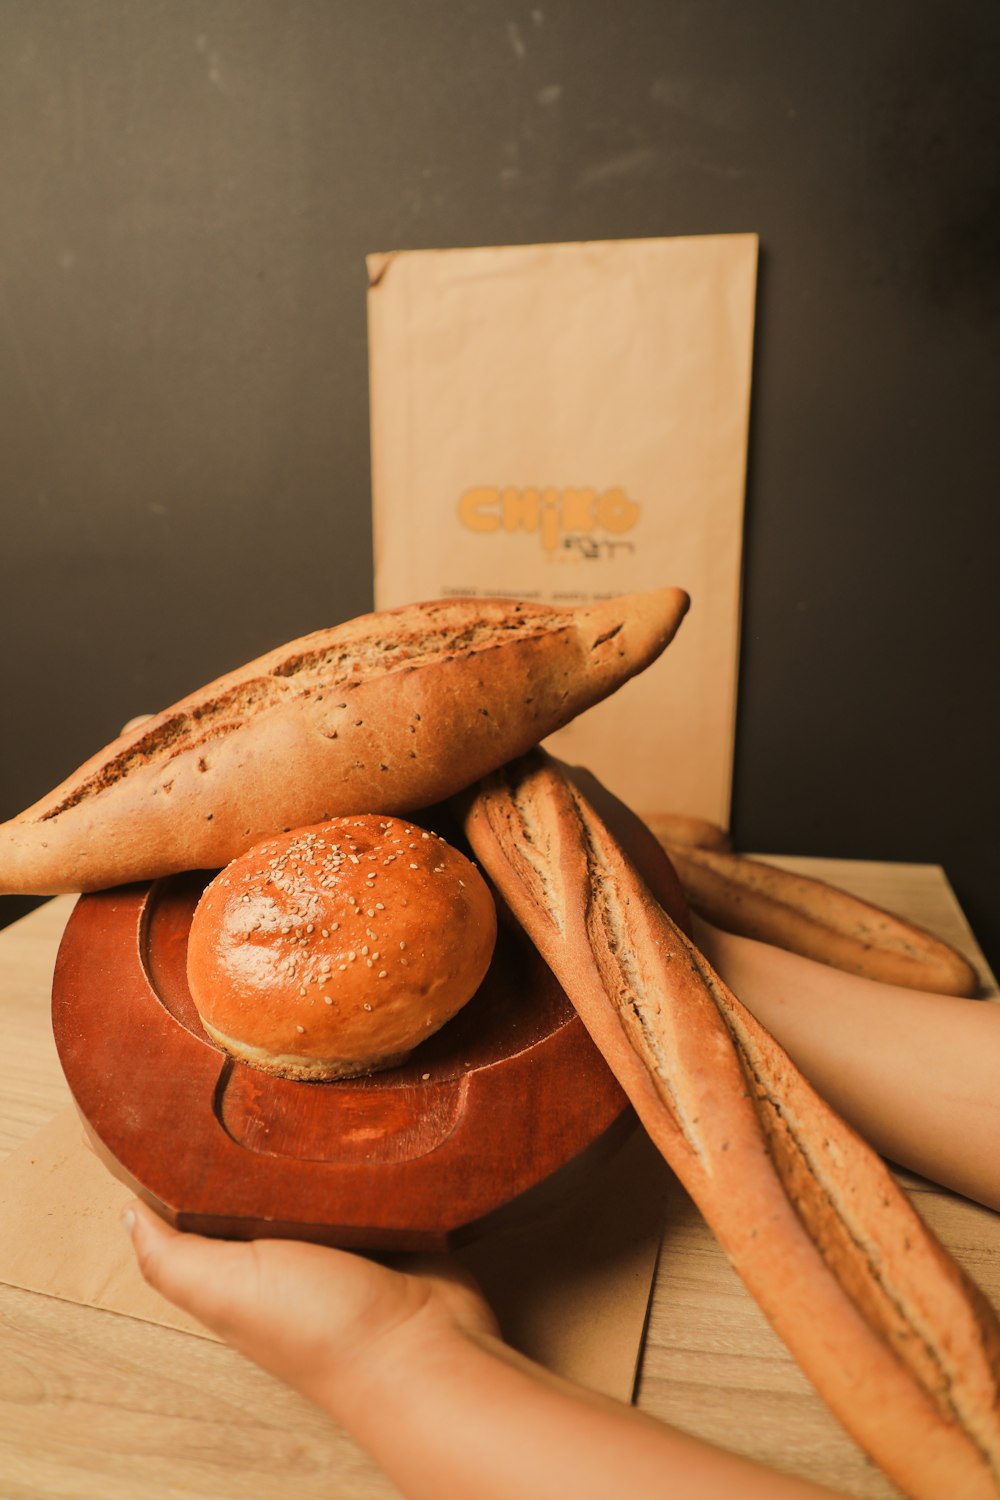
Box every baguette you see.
[554,762,693,933]
[643,809,732,851]
[666,843,979,997]
[458,751,1000,1500]
[0,589,687,895]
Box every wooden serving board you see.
[51,872,631,1251]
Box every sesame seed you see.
[399,941,406,949]
[363,1002,372,1012]
[296,1024,305,1033]
[409,863,419,869]
[375,902,385,910]
[325,995,334,1004]
[421,1072,430,1080]
[378,970,387,978]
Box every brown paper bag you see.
[367,234,758,827]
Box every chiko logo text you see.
[457,486,640,560]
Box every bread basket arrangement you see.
[3,586,997,1500]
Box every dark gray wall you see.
[2,1,998,970]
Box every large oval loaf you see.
[0,589,687,894]
[459,751,1000,1500]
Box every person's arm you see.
[125,1202,846,1500]
[693,916,1000,1211]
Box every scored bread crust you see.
[0,588,687,895]
[665,843,980,997]
[642,809,732,851]
[458,751,1000,1500]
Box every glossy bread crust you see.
[186,814,497,1080]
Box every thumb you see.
[123,1199,258,1340]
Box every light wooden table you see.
[0,859,996,1500]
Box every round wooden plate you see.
[52,872,631,1251]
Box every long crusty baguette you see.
[459,751,1000,1500]
[554,761,693,933]
[666,843,979,997]
[0,589,687,895]
[642,809,731,851]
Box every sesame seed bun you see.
[186,814,497,1080]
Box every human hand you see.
[123,1200,499,1422]
[122,1202,849,1500]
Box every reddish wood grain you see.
[52,873,631,1250]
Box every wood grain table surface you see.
[0,857,996,1500]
